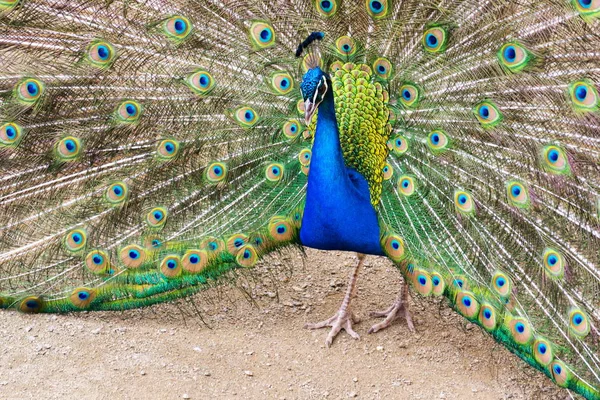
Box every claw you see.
[305,253,365,347]
[306,310,361,347]
[368,279,414,334]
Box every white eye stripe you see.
[312,86,319,103]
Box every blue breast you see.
[300,167,384,256]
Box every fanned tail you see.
[1,0,599,398]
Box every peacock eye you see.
[315,0,338,16]
[335,36,356,56]
[0,122,23,146]
[164,16,192,41]
[497,42,532,73]
[474,100,502,128]
[318,83,327,94]
[86,40,116,67]
[568,80,599,112]
[55,136,82,160]
[422,27,448,53]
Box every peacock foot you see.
[305,252,366,347]
[368,280,414,334]
[304,308,361,347]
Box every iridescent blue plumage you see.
[299,71,383,255]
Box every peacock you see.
[1,0,599,397]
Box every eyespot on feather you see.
[85,250,110,274]
[186,70,215,95]
[156,139,180,160]
[314,0,339,17]
[146,207,167,228]
[64,229,87,252]
[568,80,599,112]
[491,270,512,298]
[86,40,116,67]
[106,181,129,205]
[249,20,275,49]
[283,119,302,139]
[182,249,209,273]
[399,83,421,108]
[568,307,590,337]
[269,72,294,95]
[19,296,43,313]
[70,288,97,308]
[372,57,392,80]
[0,122,24,147]
[163,16,192,41]
[365,0,390,18]
[431,271,446,296]
[508,317,533,345]
[335,36,357,56]
[382,163,393,180]
[398,175,416,196]
[474,101,502,128]
[381,234,406,262]
[15,78,44,105]
[298,148,312,166]
[497,42,532,73]
[543,248,565,279]
[422,27,448,53]
[55,136,82,161]
[231,106,259,128]
[160,255,182,278]
[478,303,498,331]
[550,360,571,388]
[201,237,225,254]
[205,162,227,183]
[456,291,479,319]
[572,0,600,17]
[541,145,570,175]
[236,245,258,268]
[115,100,142,123]
[265,163,284,182]
[409,268,433,296]
[506,181,530,208]
[389,135,408,155]
[119,244,146,268]
[268,216,294,242]
[427,130,449,152]
[227,233,249,255]
[532,338,554,366]
[454,190,475,215]
[144,235,164,250]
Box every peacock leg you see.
[304,253,365,347]
[368,278,414,334]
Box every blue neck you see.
[299,86,384,256]
[308,88,348,190]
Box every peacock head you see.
[300,67,330,125]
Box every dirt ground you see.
[0,249,567,400]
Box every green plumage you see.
[1,0,599,398]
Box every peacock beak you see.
[304,99,316,125]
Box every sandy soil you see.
[0,249,566,400]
